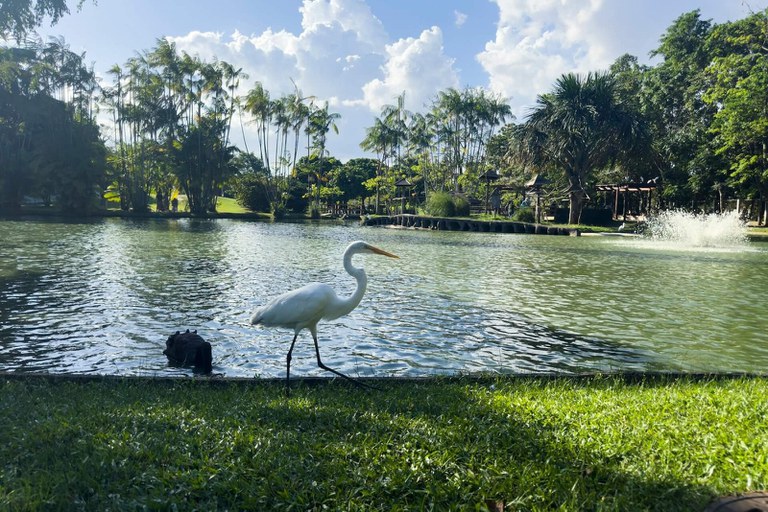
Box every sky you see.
[34,0,766,161]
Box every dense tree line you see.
[0,40,105,212]
[100,39,243,214]
[1,4,766,224]
[361,89,512,214]
[1,0,104,212]
[495,9,768,224]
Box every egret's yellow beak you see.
[369,245,399,258]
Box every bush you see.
[512,207,536,223]
[271,203,286,220]
[453,196,470,217]
[284,181,309,213]
[425,192,456,217]
[232,173,271,212]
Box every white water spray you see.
[644,210,748,248]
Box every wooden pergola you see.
[595,180,659,221]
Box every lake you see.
[1,217,766,377]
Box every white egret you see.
[250,240,399,392]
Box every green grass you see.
[213,196,250,214]
[159,196,251,214]
[1,375,766,511]
[104,195,252,214]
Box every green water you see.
[0,217,766,377]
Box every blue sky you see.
[36,0,765,160]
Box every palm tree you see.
[432,88,464,189]
[407,112,438,198]
[307,101,340,160]
[286,80,314,175]
[243,82,272,174]
[307,102,340,207]
[271,95,291,178]
[520,72,648,224]
[104,63,130,209]
[381,92,410,168]
[361,117,394,213]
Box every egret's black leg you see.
[312,334,375,389]
[285,332,299,395]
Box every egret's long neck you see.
[336,250,367,317]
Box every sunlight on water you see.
[644,210,748,249]
[0,217,766,378]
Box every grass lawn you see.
[158,196,252,214]
[1,374,766,510]
[212,196,251,214]
[104,195,254,215]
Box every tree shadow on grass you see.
[1,374,742,510]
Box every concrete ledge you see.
[361,214,580,236]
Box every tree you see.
[429,87,512,191]
[0,41,105,212]
[305,102,340,208]
[335,158,378,212]
[518,72,648,224]
[361,87,512,212]
[0,0,90,42]
[99,41,241,214]
[704,9,768,223]
[286,82,313,179]
[307,101,340,160]
[231,152,270,213]
[173,114,236,214]
[642,10,719,208]
[380,92,410,168]
[486,123,532,199]
[291,155,340,214]
[243,82,273,174]
[360,117,393,213]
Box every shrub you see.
[512,207,536,223]
[232,173,271,212]
[453,196,470,217]
[271,203,286,220]
[425,192,456,217]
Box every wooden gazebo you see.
[595,179,659,221]
[395,178,413,214]
[525,174,550,223]
[480,169,500,214]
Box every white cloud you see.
[361,26,459,113]
[168,30,298,94]
[477,0,609,118]
[167,0,462,159]
[454,10,468,27]
[169,0,388,100]
[476,0,761,120]
[299,0,388,48]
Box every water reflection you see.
[0,218,766,377]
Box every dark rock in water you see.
[163,329,213,374]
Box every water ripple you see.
[0,218,766,377]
